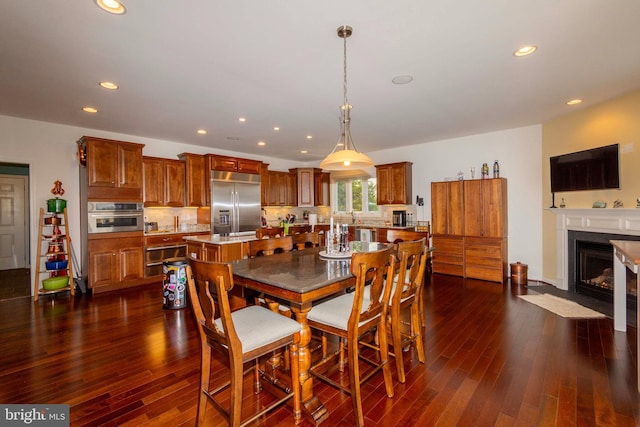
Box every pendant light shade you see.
[320,25,374,171]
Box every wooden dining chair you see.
[248,235,293,257]
[387,238,428,383]
[255,227,284,239]
[291,231,320,250]
[249,235,294,317]
[186,258,302,427]
[307,246,396,427]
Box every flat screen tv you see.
[550,144,619,193]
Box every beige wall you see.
[541,89,640,282]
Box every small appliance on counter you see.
[392,210,407,227]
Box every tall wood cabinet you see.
[376,162,412,205]
[178,153,206,207]
[87,232,144,293]
[78,136,144,201]
[431,178,508,282]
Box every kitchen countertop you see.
[183,233,258,245]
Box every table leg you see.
[291,306,329,425]
[613,248,627,332]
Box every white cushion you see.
[214,305,301,354]
[307,293,379,331]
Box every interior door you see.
[0,175,28,269]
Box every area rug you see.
[518,293,607,319]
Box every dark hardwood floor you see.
[1,274,639,426]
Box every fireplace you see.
[568,230,639,307]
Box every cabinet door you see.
[286,172,297,206]
[118,143,144,190]
[260,163,270,206]
[463,180,483,236]
[237,159,261,174]
[180,153,206,207]
[297,168,314,207]
[431,181,463,236]
[187,242,204,260]
[482,179,507,238]
[119,246,144,282]
[203,244,219,262]
[164,160,185,207]
[376,166,391,204]
[314,172,330,206]
[88,247,118,289]
[87,139,118,188]
[211,156,238,172]
[267,172,281,206]
[143,157,164,206]
[390,163,407,204]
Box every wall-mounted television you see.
[550,144,619,193]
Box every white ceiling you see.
[2,1,640,163]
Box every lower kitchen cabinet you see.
[186,241,245,262]
[88,233,144,293]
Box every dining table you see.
[231,242,388,425]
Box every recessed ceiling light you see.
[392,75,413,85]
[257,141,266,146]
[95,0,126,15]
[306,135,313,139]
[238,117,246,123]
[197,129,207,135]
[301,150,308,154]
[99,81,119,90]
[514,45,537,57]
[82,106,98,113]
[273,127,280,131]
[566,98,583,105]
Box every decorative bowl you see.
[45,260,68,270]
[42,276,69,290]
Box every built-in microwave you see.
[87,201,144,234]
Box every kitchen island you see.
[183,232,258,263]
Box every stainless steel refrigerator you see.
[211,170,261,235]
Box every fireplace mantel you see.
[548,208,640,289]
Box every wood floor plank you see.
[1,275,640,426]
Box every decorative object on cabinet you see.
[34,193,74,300]
[320,25,374,171]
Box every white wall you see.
[0,114,543,289]
[368,125,544,280]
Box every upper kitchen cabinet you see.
[375,161,412,205]
[208,154,261,174]
[314,170,330,206]
[78,136,144,201]
[463,178,507,238]
[142,156,185,207]
[260,163,270,206]
[178,153,206,207]
[266,170,297,206]
[289,168,330,207]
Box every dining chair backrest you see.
[385,229,428,244]
[248,235,293,257]
[291,231,320,250]
[349,246,397,329]
[393,238,427,305]
[186,260,239,358]
[255,227,284,239]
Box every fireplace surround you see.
[549,208,640,291]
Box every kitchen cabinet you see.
[208,154,261,174]
[88,233,144,293]
[78,136,144,201]
[375,162,412,205]
[431,181,465,277]
[266,170,297,206]
[260,163,270,206]
[178,153,206,207]
[142,156,185,207]
[186,241,245,263]
[314,171,330,206]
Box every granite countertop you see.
[144,229,210,237]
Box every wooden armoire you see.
[431,178,507,282]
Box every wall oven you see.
[87,201,144,234]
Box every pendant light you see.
[319,25,374,171]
